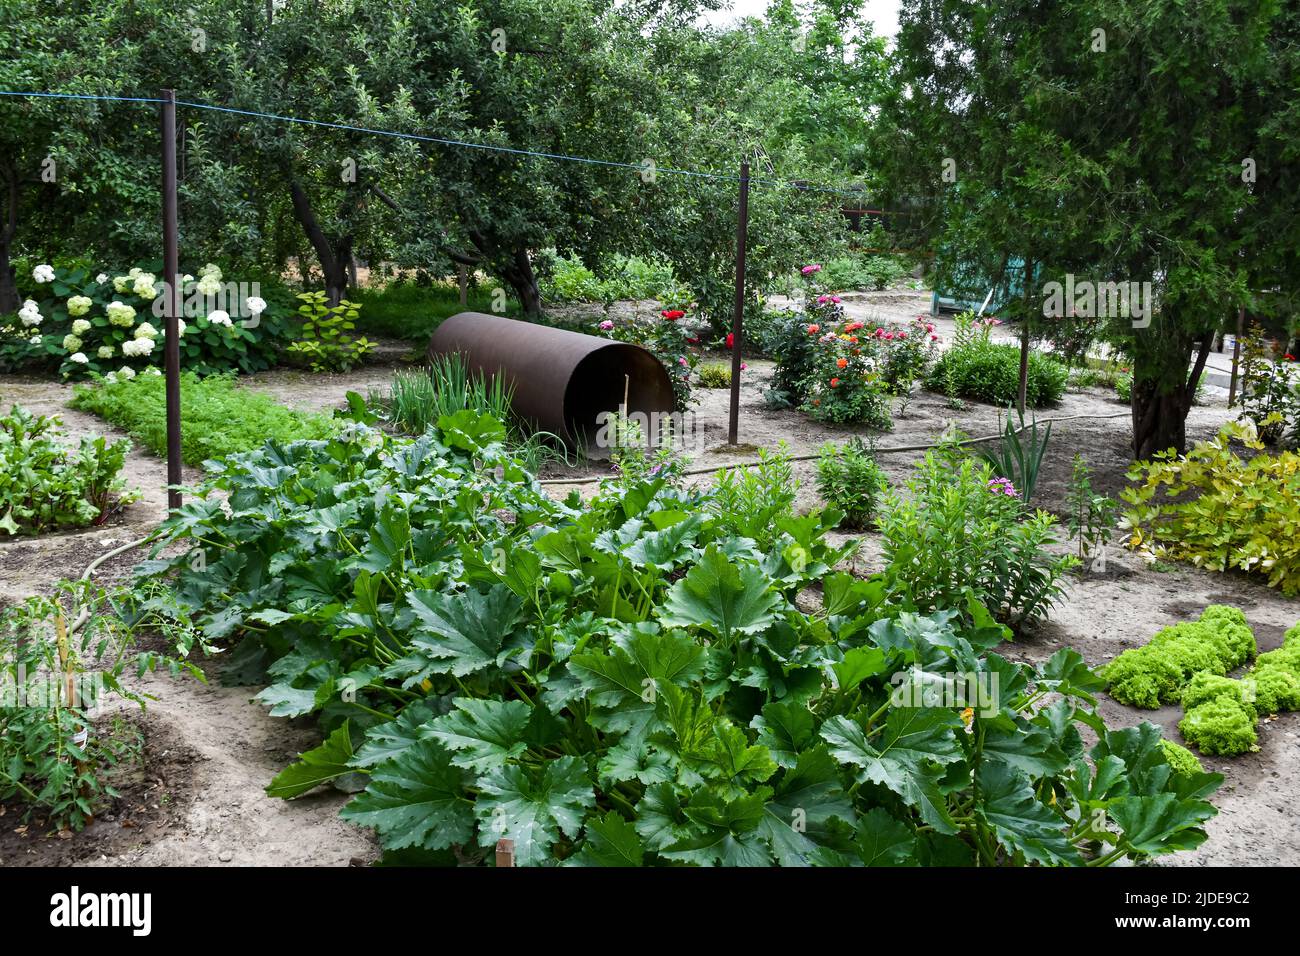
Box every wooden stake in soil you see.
[1229,306,1245,406]
[727,161,750,446]
[495,838,515,868]
[160,88,183,511]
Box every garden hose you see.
[536,410,1134,486]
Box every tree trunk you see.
[0,166,19,314]
[1131,331,1212,459]
[1016,258,1033,416]
[499,248,541,315]
[287,177,350,306]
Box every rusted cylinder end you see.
[427,312,676,458]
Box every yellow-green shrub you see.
[1179,696,1259,755]
[1121,420,1300,595]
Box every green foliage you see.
[538,253,689,306]
[976,405,1052,505]
[1121,421,1300,595]
[71,371,335,466]
[353,280,517,343]
[0,579,203,830]
[927,339,1068,408]
[1158,740,1204,778]
[816,439,887,531]
[1115,372,1133,404]
[1100,607,1257,709]
[878,449,1078,626]
[286,292,374,372]
[707,443,800,552]
[0,405,136,537]
[1179,697,1259,757]
[372,354,566,472]
[0,262,292,379]
[1065,454,1117,563]
[1236,326,1300,445]
[132,410,1220,866]
[813,248,910,293]
[697,363,732,389]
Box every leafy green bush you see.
[879,449,1078,626]
[371,355,566,472]
[538,252,689,305]
[0,580,202,830]
[818,253,909,291]
[132,410,1221,867]
[71,371,335,465]
[285,292,374,372]
[1121,421,1300,595]
[816,439,887,530]
[707,443,800,551]
[1179,696,1258,756]
[353,280,517,342]
[0,261,293,379]
[1099,606,1256,709]
[0,405,136,536]
[1115,372,1133,403]
[697,363,732,388]
[926,340,1068,407]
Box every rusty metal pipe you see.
[427,312,675,457]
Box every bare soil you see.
[2,293,1296,867]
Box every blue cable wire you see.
[0,89,889,204]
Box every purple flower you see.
[801,264,822,275]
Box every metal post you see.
[727,162,749,446]
[1228,306,1244,406]
[458,264,468,307]
[160,89,182,511]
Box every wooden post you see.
[727,161,750,446]
[458,264,469,307]
[160,89,182,511]
[1228,306,1244,406]
[495,838,515,868]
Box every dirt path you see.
[2,300,1297,866]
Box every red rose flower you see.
[830,377,840,387]
[661,309,685,321]
[726,333,735,349]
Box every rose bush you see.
[593,307,699,411]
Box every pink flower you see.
[740,362,748,370]
[831,296,841,304]
[930,334,940,341]
[816,295,829,305]
[801,264,822,275]
[898,330,908,339]
[599,320,614,331]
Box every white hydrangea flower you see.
[104,372,118,384]
[95,273,109,284]
[199,262,222,280]
[62,334,83,351]
[67,295,93,317]
[176,318,187,336]
[196,274,222,297]
[29,334,42,345]
[182,273,194,282]
[106,301,136,326]
[71,318,91,335]
[132,273,158,298]
[97,345,114,359]
[143,365,162,376]
[122,337,155,357]
[134,322,158,339]
[207,309,232,327]
[118,365,136,380]
[33,264,55,283]
[68,352,89,364]
[246,296,267,315]
[113,276,133,294]
[128,267,143,278]
[19,300,42,327]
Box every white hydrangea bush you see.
[2,261,289,379]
